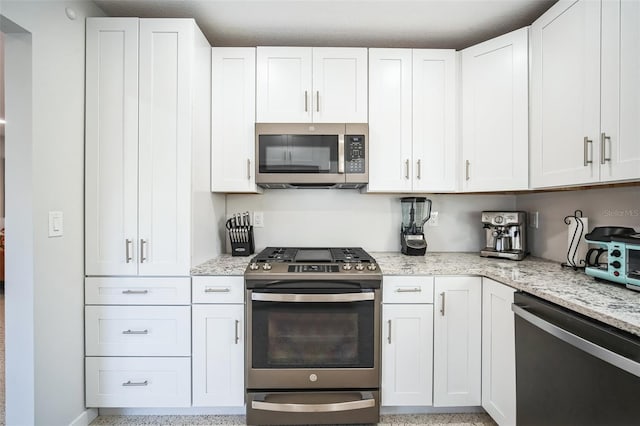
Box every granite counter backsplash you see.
[191,252,640,336]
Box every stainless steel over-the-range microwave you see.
[255,123,368,189]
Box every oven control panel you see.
[288,265,340,273]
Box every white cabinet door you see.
[412,49,457,192]
[382,304,433,407]
[530,0,601,187]
[433,276,481,407]
[482,278,516,426]
[461,27,529,191]
[85,18,139,276]
[256,47,312,123]
[138,19,192,276]
[600,0,640,182]
[211,47,258,192]
[192,305,245,407]
[368,49,413,192]
[312,47,368,123]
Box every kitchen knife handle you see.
[416,159,421,180]
[465,160,470,181]
[125,239,133,263]
[584,137,593,166]
[387,319,392,344]
[140,239,147,263]
[600,133,611,164]
[440,292,446,316]
[247,158,251,179]
[405,159,410,180]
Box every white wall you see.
[1,1,105,425]
[226,190,516,253]
[516,185,640,263]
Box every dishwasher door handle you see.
[512,303,640,378]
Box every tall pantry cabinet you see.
[84,18,220,407]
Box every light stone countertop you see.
[191,251,640,337]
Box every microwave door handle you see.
[338,134,345,174]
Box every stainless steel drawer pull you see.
[252,392,375,413]
[122,329,149,335]
[122,289,149,295]
[396,287,422,293]
[235,319,240,344]
[584,137,593,166]
[600,133,611,164]
[416,159,421,180]
[405,159,410,179]
[465,160,470,181]
[204,287,231,293]
[304,90,308,112]
[247,158,252,179]
[122,380,148,387]
[316,91,320,112]
[387,319,392,344]
[125,239,133,263]
[440,292,446,316]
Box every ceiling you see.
[93,0,557,50]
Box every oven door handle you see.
[251,391,375,413]
[251,292,375,303]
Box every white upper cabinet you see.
[461,27,529,192]
[86,18,212,276]
[256,47,367,123]
[211,47,260,193]
[368,49,457,192]
[600,0,640,182]
[531,0,639,187]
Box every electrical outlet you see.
[529,211,539,229]
[253,211,264,228]
[428,211,439,227]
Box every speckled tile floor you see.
[90,413,497,426]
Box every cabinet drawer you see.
[86,357,191,407]
[383,276,434,304]
[85,306,190,356]
[85,277,191,305]
[192,276,244,304]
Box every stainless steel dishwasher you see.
[512,292,640,426]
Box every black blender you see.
[400,197,432,256]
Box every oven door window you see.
[258,134,338,174]
[252,296,374,368]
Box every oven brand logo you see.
[309,373,318,382]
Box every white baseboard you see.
[69,408,99,426]
[380,406,485,415]
[98,406,246,416]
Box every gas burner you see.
[252,247,375,264]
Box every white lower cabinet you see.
[86,357,191,407]
[192,276,245,407]
[382,276,434,406]
[433,276,482,407]
[482,278,516,426]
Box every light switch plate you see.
[427,211,439,226]
[48,211,63,237]
[253,211,264,228]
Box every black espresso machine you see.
[400,197,432,256]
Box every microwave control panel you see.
[345,135,366,174]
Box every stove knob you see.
[611,249,621,257]
[610,260,621,269]
[249,263,259,270]
[355,263,365,271]
[342,263,353,271]
[262,263,272,271]
[367,263,378,271]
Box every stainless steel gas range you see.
[244,247,382,426]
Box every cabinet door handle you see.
[387,319,392,344]
[316,91,320,112]
[122,380,148,387]
[247,158,251,179]
[440,292,446,316]
[465,160,470,181]
[396,287,422,293]
[584,137,593,166]
[125,239,133,263]
[304,90,308,112]
[122,289,148,295]
[600,133,611,164]
[122,329,149,335]
[235,319,240,344]
[405,159,410,180]
[140,239,147,263]
[416,159,421,180]
[205,287,231,293]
